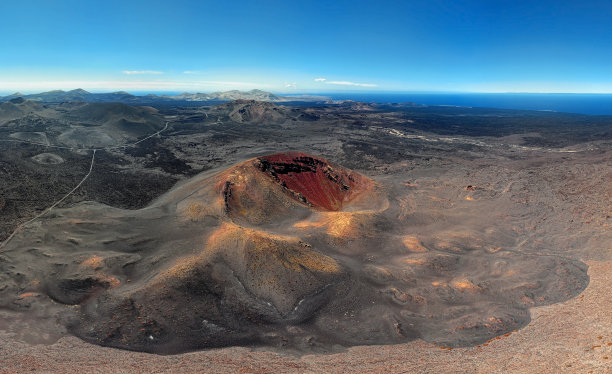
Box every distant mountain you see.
[15,89,92,102]
[327,100,379,111]
[160,89,281,102]
[0,89,141,103]
[0,89,329,104]
[3,92,25,99]
[212,99,287,124]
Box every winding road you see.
[0,121,170,250]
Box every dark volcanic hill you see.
[1,100,164,148]
[0,152,588,354]
[68,102,163,135]
[211,99,289,124]
[0,101,27,121]
[53,103,164,147]
[0,99,45,123]
[14,89,93,102]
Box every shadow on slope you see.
[0,152,588,354]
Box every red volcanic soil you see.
[256,152,372,211]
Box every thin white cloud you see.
[0,79,270,92]
[197,80,263,87]
[285,82,297,89]
[122,70,163,75]
[183,70,201,75]
[314,77,376,87]
[325,80,377,87]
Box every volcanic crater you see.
[0,152,588,354]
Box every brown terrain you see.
[1,98,611,372]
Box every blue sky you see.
[0,0,611,94]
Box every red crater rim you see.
[255,152,372,211]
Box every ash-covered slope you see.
[0,152,588,354]
[1,100,164,148]
[67,102,163,136]
[210,100,289,124]
[54,102,163,148]
[0,98,45,124]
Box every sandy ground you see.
[0,260,609,373]
[1,104,611,372]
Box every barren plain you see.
[1,98,611,372]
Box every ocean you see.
[320,93,612,116]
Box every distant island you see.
[5,89,612,115]
[0,89,330,104]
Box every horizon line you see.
[3,88,612,96]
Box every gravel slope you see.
[1,261,609,374]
